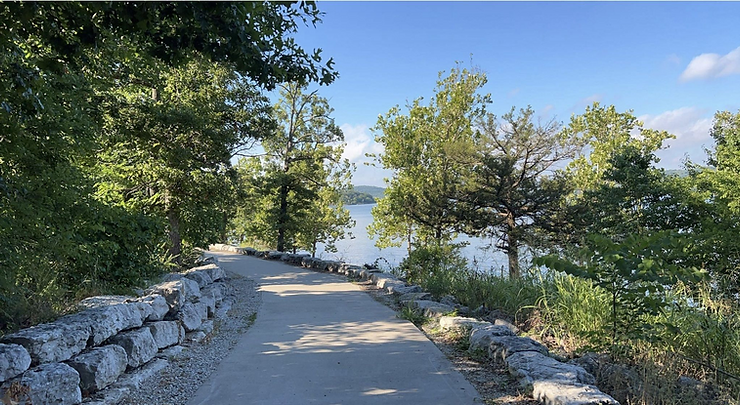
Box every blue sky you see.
[286,2,740,187]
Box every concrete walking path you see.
[187,252,481,405]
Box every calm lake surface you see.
[314,203,508,273]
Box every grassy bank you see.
[397,247,740,404]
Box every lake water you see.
[314,203,508,273]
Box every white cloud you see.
[638,107,713,167]
[508,88,520,97]
[340,123,383,163]
[339,123,391,187]
[680,46,740,82]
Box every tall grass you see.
[398,245,740,402]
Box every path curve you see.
[188,252,481,405]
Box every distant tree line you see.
[341,189,376,205]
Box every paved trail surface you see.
[188,253,481,405]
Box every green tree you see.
[456,106,582,277]
[563,103,674,193]
[536,232,706,354]
[98,57,273,263]
[233,84,353,254]
[685,110,740,293]
[371,65,489,249]
[0,1,337,332]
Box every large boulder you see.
[468,324,515,352]
[1,322,89,365]
[0,362,82,405]
[193,263,226,282]
[77,296,132,310]
[147,278,201,314]
[411,300,455,318]
[200,283,224,305]
[398,292,432,303]
[390,285,422,295]
[506,351,596,391]
[108,328,158,369]
[145,321,182,349]
[67,345,128,394]
[182,268,213,288]
[488,336,548,362]
[198,292,217,318]
[439,316,490,332]
[0,343,31,383]
[178,302,207,332]
[533,381,619,405]
[136,294,169,321]
[60,301,153,347]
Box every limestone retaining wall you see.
[212,244,620,405]
[0,258,229,405]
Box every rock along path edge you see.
[187,252,481,405]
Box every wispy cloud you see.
[507,88,520,97]
[540,104,554,116]
[665,54,681,66]
[638,107,713,167]
[679,46,740,82]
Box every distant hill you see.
[665,169,689,178]
[341,189,375,205]
[352,185,385,199]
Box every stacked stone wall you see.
[0,259,228,405]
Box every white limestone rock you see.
[198,292,217,318]
[533,381,619,405]
[136,294,169,321]
[145,321,181,349]
[111,358,168,391]
[468,324,515,352]
[155,345,185,360]
[67,345,127,394]
[77,296,132,310]
[411,300,455,317]
[439,316,490,331]
[506,351,596,391]
[107,328,158,369]
[194,263,226,282]
[182,269,212,288]
[1,322,89,365]
[398,292,433,303]
[185,331,207,343]
[390,285,423,295]
[0,343,31,383]
[1,362,82,405]
[197,320,214,335]
[178,302,207,332]
[489,336,549,362]
[60,301,152,347]
[200,283,224,305]
[147,278,201,314]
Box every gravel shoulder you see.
[120,273,261,405]
[355,279,538,405]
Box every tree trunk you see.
[507,239,519,278]
[168,208,182,266]
[276,182,289,252]
[506,214,519,278]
